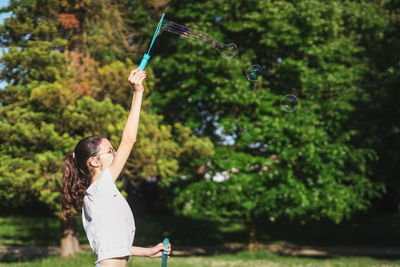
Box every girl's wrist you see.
[131,83,144,92]
[134,89,144,94]
[146,247,152,257]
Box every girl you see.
[61,68,171,267]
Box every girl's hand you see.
[148,242,172,258]
[128,67,146,93]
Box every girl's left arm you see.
[131,242,172,258]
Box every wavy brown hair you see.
[61,135,105,219]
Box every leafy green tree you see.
[149,0,385,249]
[0,0,214,256]
[1,0,396,253]
[350,0,400,211]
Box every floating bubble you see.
[160,20,238,58]
[246,65,263,81]
[220,43,238,58]
[281,94,300,112]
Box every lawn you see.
[1,212,400,247]
[1,250,400,267]
[1,212,400,266]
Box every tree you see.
[149,0,385,249]
[350,0,400,212]
[0,0,214,256]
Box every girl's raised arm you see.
[109,68,146,182]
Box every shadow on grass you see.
[132,214,247,247]
[1,211,400,262]
[0,247,56,263]
[255,211,400,247]
[0,217,60,247]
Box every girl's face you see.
[95,138,116,170]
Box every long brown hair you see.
[61,135,105,218]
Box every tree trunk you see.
[60,215,81,257]
[245,214,256,251]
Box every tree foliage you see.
[0,0,213,216]
[150,0,387,225]
[0,0,398,248]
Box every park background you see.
[0,0,399,266]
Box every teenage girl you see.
[61,68,171,267]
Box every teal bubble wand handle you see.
[138,53,150,70]
[161,237,169,267]
[139,13,165,70]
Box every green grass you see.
[1,212,400,266]
[0,217,60,246]
[255,212,400,247]
[1,212,399,248]
[0,216,87,247]
[1,250,400,267]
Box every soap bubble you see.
[161,20,238,58]
[246,65,263,81]
[215,17,223,23]
[281,94,300,112]
[220,43,238,58]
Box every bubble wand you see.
[161,238,169,267]
[138,13,165,70]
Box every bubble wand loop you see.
[138,13,165,70]
[161,238,169,267]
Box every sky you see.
[0,0,10,25]
[0,0,10,89]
